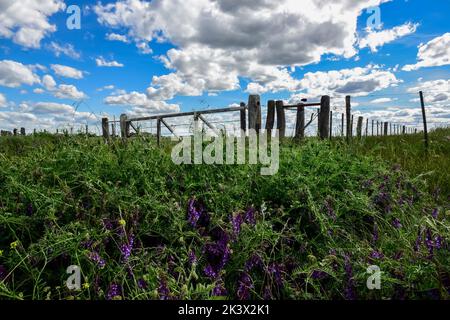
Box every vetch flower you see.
[187,199,210,230]
[231,213,243,237]
[138,279,148,290]
[343,254,356,300]
[120,235,135,261]
[392,218,402,229]
[431,208,439,219]
[188,250,197,266]
[236,272,253,300]
[245,254,263,272]
[414,227,423,252]
[106,283,122,300]
[212,278,227,296]
[158,279,170,300]
[372,223,379,243]
[244,207,256,226]
[88,251,106,269]
[324,199,337,221]
[267,263,284,287]
[311,270,329,280]
[370,250,384,260]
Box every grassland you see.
[0,128,449,300]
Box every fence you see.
[100,91,433,149]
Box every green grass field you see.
[0,128,449,300]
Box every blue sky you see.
[0,0,449,134]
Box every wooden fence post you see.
[329,110,333,138]
[120,114,128,139]
[402,125,406,135]
[102,117,109,141]
[384,122,388,136]
[419,91,429,150]
[377,121,379,136]
[20,127,25,136]
[276,100,286,138]
[240,102,247,134]
[346,96,351,141]
[13,128,17,136]
[265,100,275,137]
[366,119,369,137]
[248,95,261,134]
[156,117,162,146]
[351,115,354,138]
[356,116,363,139]
[295,104,305,139]
[319,95,330,139]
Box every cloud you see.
[106,33,129,43]
[359,22,418,52]
[370,98,396,104]
[94,0,390,97]
[41,74,86,100]
[289,65,400,102]
[51,64,84,79]
[0,60,40,88]
[33,88,45,94]
[0,0,65,48]
[104,91,180,115]
[47,42,81,59]
[403,33,450,71]
[0,93,7,107]
[31,102,75,114]
[96,56,124,67]
[42,74,57,90]
[407,79,450,106]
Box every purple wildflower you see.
[392,218,402,229]
[203,229,231,278]
[343,254,356,300]
[158,279,170,300]
[120,235,135,261]
[425,228,434,258]
[106,283,122,300]
[311,270,329,280]
[244,207,256,226]
[102,218,115,230]
[267,263,284,287]
[187,199,210,230]
[0,265,7,281]
[324,199,337,221]
[414,227,423,252]
[245,254,263,272]
[393,251,403,260]
[138,279,148,290]
[263,286,273,300]
[372,222,379,243]
[231,213,244,237]
[370,250,384,260]
[236,272,253,300]
[435,236,444,250]
[88,251,106,269]
[373,192,392,213]
[212,279,227,296]
[188,250,197,265]
[431,208,439,219]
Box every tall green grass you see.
[0,130,448,300]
